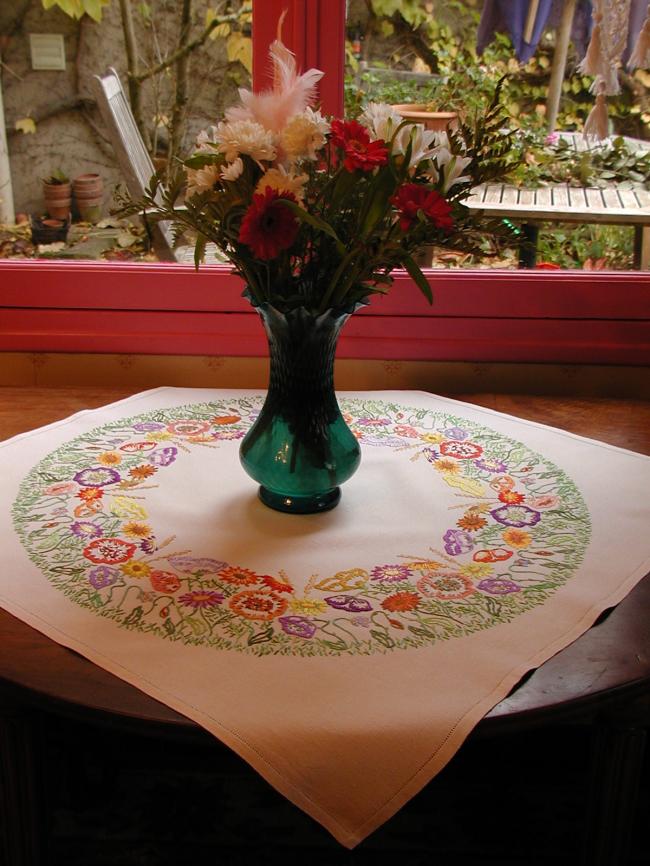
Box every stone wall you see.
[1,0,247,216]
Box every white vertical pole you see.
[546,0,578,131]
[0,58,16,224]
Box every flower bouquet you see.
[124,35,518,514]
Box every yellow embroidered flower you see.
[120,560,152,579]
[434,458,460,474]
[314,568,368,592]
[502,528,532,548]
[407,560,443,573]
[147,431,175,442]
[459,562,494,578]
[98,451,122,466]
[420,432,445,444]
[122,521,152,538]
[289,597,328,615]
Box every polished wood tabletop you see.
[0,386,649,735]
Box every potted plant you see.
[42,170,71,220]
[389,103,458,132]
[72,173,104,223]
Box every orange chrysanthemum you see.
[498,489,525,504]
[77,488,104,502]
[218,565,260,586]
[457,513,487,532]
[128,465,157,480]
[381,591,421,612]
[501,528,532,548]
[434,458,460,474]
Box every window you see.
[0,0,648,366]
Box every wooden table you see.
[466,133,650,268]
[1,387,649,865]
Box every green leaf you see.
[194,233,207,270]
[248,626,274,646]
[402,254,433,304]
[278,199,346,256]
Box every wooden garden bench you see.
[466,132,650,269]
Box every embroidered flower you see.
[433,457,460,474]
[356,417,391,427]
[97,452,122,466]
[420,432,445,444]
[325,594,372,612]
[70,520,103,539]
[261,575,294,593]
[211,415,241,426]
[76,488,103,503]
[122,521,153,538]
[330,119,388,172]
[394,424,419,438]
[166,420,211,437]
[213,429,245,440]
[229,590,287,621]
[457,513,487,532]
[417,572,475,600]
[475,456,508,474]
[88,565,119,589]
[440,440,483,460]
[218,566,260,586]
[473,548,513,563]
[128,465,157,480]
[43,481,77,497]
[443,426,469,440]
[381,591,421,612]
[370,564,413,583]
[180,589,226,609]
[140,536,157,554]
[83,537,136,565]
[74,467,121,488]
[491,505,541,528]
[149,570,181,593]
[501,528,533,548]
[459,561,494,578]
[443,528,474,556]
[527,494,560,510]
[121,560,152,579]
[238,188,299,260]
[168,556,227,575]
[498,490,525,504]
[288,597,328,615]
[120,441,156,453]
[279,615,317,638]
[149,447,178,467]
[478,577,522,595]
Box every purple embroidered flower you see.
[359,435,404,447]
[490,505,541,528]
[443,528,474,556]
[356,417,391,427]
[478,577,522,595]
[279,615,317,639]
[351,615,371,627]
[73,467,121,487]
[424,447,439,463]
[140,536,157,554]
[178,590,225,608]
[474,456,508,474]
[132,421,166,432]
[168,555,227,574]
[443,426,469,441]
[148,446,178,467]
[370,564,413,582]
[325,594,372,612]
[70,520,103,539]
[88,565,119,589]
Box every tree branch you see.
[6,96,95,137]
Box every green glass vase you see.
[239,296,363,514]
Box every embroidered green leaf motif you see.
[370,629,395,649]
[185,617,206,636]
[163,618,175,635]
[408,625,437,639]
[322,637,350,652]
[485,597,502,618]
[440,473,487,498]
[248,626,274,646]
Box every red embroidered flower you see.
[238,188,299,260]
[381,591,421,612]
[391,183,454,232]
[83,537,136,565]
[149,570,181,593]
[330,119,388,172]
[498,489,525,505]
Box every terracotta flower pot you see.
[43,180,72,220]
[391,104,459,133]
[73,173,104,223]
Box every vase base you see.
[258,485,341,514]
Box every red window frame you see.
[0,0,648,365]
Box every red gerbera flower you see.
[330,119,388,173]
[391,183,454,232]
[238,188,299,260]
